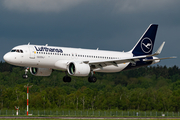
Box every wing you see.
[83,42,176,69]
[85,55,150,69]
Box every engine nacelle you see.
[30,67,52,76]
[67,62,90,76]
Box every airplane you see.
[3,24,176,83]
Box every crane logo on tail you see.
[141,37,152,53]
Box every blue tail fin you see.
[131,24,158,56]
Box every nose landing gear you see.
[22,67,29,79]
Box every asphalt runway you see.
[0,117,179,119]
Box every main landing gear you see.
[63,76,71,82]
[63,72,71,82]
[63,71,97,83]
[88,71,97,83]
[22,67,29,79]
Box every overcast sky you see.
[0,0,179,67]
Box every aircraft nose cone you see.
[3,53,11,63]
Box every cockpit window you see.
[11,49,23,53]
[11,49,16,52]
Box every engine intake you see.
[67,62,90,76]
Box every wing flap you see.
[86,55,147,69]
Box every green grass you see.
[1,118,177,120]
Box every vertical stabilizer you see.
[130,24,158,56]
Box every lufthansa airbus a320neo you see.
[3,24,175,83]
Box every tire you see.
[63,76,71,82]
[22,74,28,79]
[88,76,97,83]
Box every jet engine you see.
[30,67,52,76]
[67,62,90,76]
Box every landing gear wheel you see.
[22,74,28,79]
[88,76,97,83]
[63,76,71,82]
[22,67,29,79]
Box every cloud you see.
[2,0,85,12]
[3,0,179,14]
[113,0,179,13]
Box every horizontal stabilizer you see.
[143,56,177,62]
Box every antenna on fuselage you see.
[45,44,48,46]
[97,48,99,50]
[28,42,30,45]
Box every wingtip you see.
[171,56,177,58]
[155,42,165,55]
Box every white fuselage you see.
[4,44,133,73]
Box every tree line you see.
[0,62,180,112]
